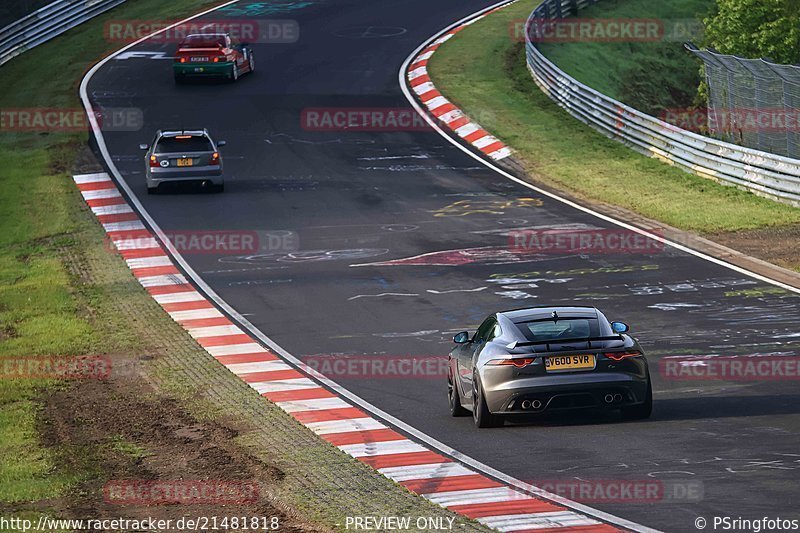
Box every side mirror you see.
[139,144,149,150]
[611,321,629,334]
[217,140,227,147]
[453,331,470,344]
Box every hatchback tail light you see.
[149,155,159,167]
[210,152,220,165]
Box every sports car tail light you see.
[488,358,535,368]
[210,152,220,165]
[149,155,158,167]
[604,351,642,362]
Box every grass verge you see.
[427,0,800,243]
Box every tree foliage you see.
[703,0,800,64]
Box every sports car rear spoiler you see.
[506,335,623,351]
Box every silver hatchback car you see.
[140,129,226,193]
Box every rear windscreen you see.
[515,318,598,342]
[156,136,213,153]
[181,35,225,48]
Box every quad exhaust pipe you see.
[604,393,624,404]
[520,399,543,410]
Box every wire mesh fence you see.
[688,45,800,160]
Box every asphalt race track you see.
[87,0,800,529]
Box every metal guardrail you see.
[524,0,800,206]
[0,0,126,67]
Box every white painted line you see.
[473,135,499,149]
[74,172,111,184]
[438,109,465,124]
[167,307,223,321]
[424,96,449,110]
[206,343,270,357]
[408,66,427,80]
[306,417,386,435]
[339,439,427,458]
[413,81,436,95]
[152,291,205,304]
[433,33,454,45]
[276,397,352,413]
[92,204,133,215]
[127,255,172,269]
[478,511,599,531]
[103,220,146,233]
[225,360,291,375]
[488,146,513,160]
[249,378,319,394]
[424,487,526,506]
[379,462,474,482]
[113,237,160,250]
[137,274,188,287]
[187,324,245,339]
[82,188,121,200]
[454,122,480,138]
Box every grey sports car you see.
[448,306,652,428]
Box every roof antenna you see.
[551,311,559,321]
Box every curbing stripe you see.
[407,15,513,161]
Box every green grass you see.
[427,0,800,234]
[536,0,713,114]
[0,0,219,504]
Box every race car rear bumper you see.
[173,62,235,78]
[483,371,650,415]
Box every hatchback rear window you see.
[515,318,598,342]
[182,35,225,48]
[156,136,213,153]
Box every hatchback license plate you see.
[190,57,208,62]
[545,354,595,372]
[176,158,193,167]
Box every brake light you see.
[488,358,535,368]
[604,351,642,362]
[179,57,187,63]
[175,135,192,139]
[210,152,220,165]
[149,155,158,167]
[212,56,220,63]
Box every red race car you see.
[173,33,255,83]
